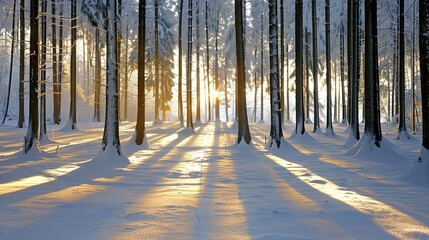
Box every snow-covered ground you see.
[0,121,428,239]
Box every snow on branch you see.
[81,0,107,26]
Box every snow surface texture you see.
[0,121,428,239]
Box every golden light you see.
[266,154,429,239]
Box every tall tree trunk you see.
[235,0,251,144]
[58,0,64,122]
[352,0,360,138]
[124,24,129,121]
[280,0,285,125]
[18,0,25,128]
[364,0,382,147]
[419,0,429,153]
[224,64,229,122]
[325,0,335,136]
[102,0,125,157]
[205,0,211,122]
[154,0,160,123]
[286,42,290,121]
[215,13,220,122]
[186,0,194,129]
[195,0,201,123]
[94,24,101,122]
[39,0,48,141]
[178,0,184,125]
[295,0,305,135]
[24,0,39,153]
[347,0,352,124]
[340,22,346,123]
[397,0,409,139]
[412,3,416,133]
[2,0,17,124]
[312,0,320,132]
[260,15,264,122]
[254,61,257,122]
[395,0,400,119]
[52,0,60,125]
[68,0,77,129]
[268,0,283,148]
[305,28,310,123]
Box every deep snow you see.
[0,121,428,239]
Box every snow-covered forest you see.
[0,0,429,239]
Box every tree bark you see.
[18,0,25,128]
[295,0,305,135]
[205,0,211,122]
[340,22,346,123]
[154,0,161,123]
[186,0,194,129]
[39,0,48,141]
[102,0,124,156]
[268,0,283,148]
[280,0,285,125]
[52,0,60,125]
[68,0,77,130]
[94,24,101,122]
[312,0,320,132]
[196,0,201,122]
[215,12,220,122]
[325,0,334,135]
[260,15,264,122]
[24,0,39,153]
[398,0,408,137]
[364,0,382,147]
[178,0,184,125]
[419,0,429,150]
[135,0,146,145]
[235,0,251,144]
[2,0,17,125]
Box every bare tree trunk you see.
[195,0,201,123]
[214,12,220,122]
[235,0,251,144]
[178,0,184,125]
[58,0,63,122]
[325,0,335,136]
[260,15,264,122]
[124,24,129,121]
[186,0,194,129]
[154,0,161,123]
[52,0,60,125]
[286,42,290,121]
[254,64,257,122]
[135,0,146,145]
[2,0,17,124]
[39,0,48,142]
[295,0,305,135]
[94,24,101,122]
[68,0,77,130]
[18,0,25,128]
[340,22,346,123]
[224,65,229,122]
[312,0,320,132]
[102,0,125,157]
[419,0,429,152]
[397,0,409,139]
[364,0,382,147]
[280,0,285,125]
[305,27,310,122]
[24,0,39,153]
[205,0,211,122]
[268,0,283,148]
